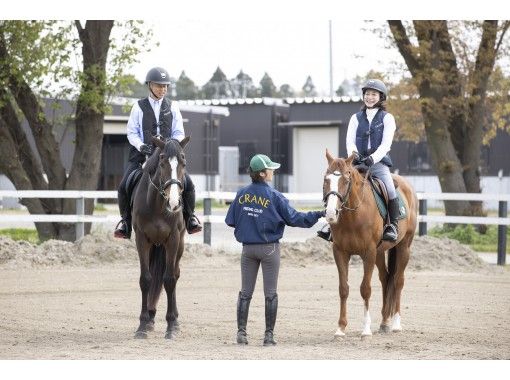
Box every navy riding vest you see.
[355,109,393,167]
[128,97,173,163]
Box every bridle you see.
[149,174,183,202]
[148,151,184,208]
[323,168,369,216]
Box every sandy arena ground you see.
[0,233,509,359]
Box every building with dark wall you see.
[0,97,229,197]
[99,99,229,192]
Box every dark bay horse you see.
[323,150,417,337]
[132,136,189,339]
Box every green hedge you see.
[429,224,509,252]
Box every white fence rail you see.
[0,190,508,265]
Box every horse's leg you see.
[163,239,179,339]
[333,247,350,337]
[360,251,376,337]
[135,236,152,339]
[391,241,411,332]
[376,250,391,333]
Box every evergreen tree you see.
[231,70,257,98]
[278,84,295,98]
[175,70,198,100]
[260,72,277,97]
[302,75,317,97]
[201,66,232,99]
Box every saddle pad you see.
[371,187,407,221]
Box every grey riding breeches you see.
[369,162,397,199]
[240,243,280,299]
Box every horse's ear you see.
[345,152,355,166]
[180,136,190,149]
[326,149,334,165]
[152,136,165,150]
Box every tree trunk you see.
[58,21,114,241]
[0,21,114,242]
[388,20,506,217]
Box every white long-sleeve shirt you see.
[127,97,185,151]
[345,108,396,164]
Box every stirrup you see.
[317,225,332,242]
[187,215,202,234]
[113,219,131,239]
[382,223,398,241]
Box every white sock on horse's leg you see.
[391,312,402,332]
[361,308,372,336]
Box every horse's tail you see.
[383,246,397,318]
[148,245,166,308]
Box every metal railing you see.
[0,190,508,265]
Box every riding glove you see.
[362,156,374,167]
[140,144,152,156]
[352,152,362,165]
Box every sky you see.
[5,0,506,97]
[130,19,403,96]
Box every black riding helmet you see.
[361,79,387,101]
[145,67,172,85]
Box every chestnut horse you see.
[132,136,189,339]
[323,150,417,337]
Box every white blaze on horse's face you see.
[168,156,180,210]
[325,172,340,223]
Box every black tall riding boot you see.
[382,198,399,242]
[182,175,202,234]
[114,190,132,239]
[263,294,278,346]
[237,292,251,345]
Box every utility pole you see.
[329,20,334,97]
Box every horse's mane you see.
[143,148,161,174]
[142,139,184,175]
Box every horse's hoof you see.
[361,333,372,340]
[334,328,346,339]
[134,331,148,339]
[379,324,391,334]
[392,327,402,333]
[165,330,177,339]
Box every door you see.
[293,127,339,193]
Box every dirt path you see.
[1,254,509,359]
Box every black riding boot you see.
[237,292,251,345]
[317,223,332,242]
[114,191,132,239]
[182,177,202,234]
[263,294,278,346]
[382,198,399,242]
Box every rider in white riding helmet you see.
[317,78,400,242]
[114,66,202,239]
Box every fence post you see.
[419,199,427,236]
[76,197,84,241]
[497,200,507,266]
[203,197,212,245]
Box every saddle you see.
[126,168,143,208]
[356,166,407,223]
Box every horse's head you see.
[323,149,357,223]
[151,136,190,212]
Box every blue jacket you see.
[225,182,323,244]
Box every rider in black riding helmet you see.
[317,78,400,243]
[114,66,202,239]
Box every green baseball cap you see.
[249,154,281,171]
